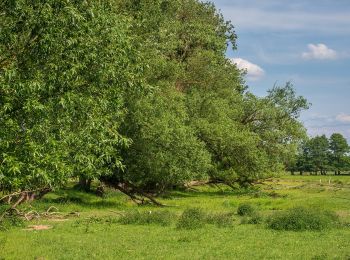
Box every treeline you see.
[0,0,309,205]
[288,134,350,175]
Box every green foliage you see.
[0,0,310,199]
[329,133,350,174]
[205,212,234,227]
[237,203,256,216]
[0,214,25,231]
[291,133,350,175]
[248,212,264,224]
[119,210,174,226]
[309,135,330,174]
[120,88,211,192]
[1,176,350,259]
[268,207,339,231]
[238,205,263,225]
[176,208,207,229]
[116,0,309,189]
[0,0,139,193]
[177,208,234,229]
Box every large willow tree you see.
[116,0,309,189]
[0,0,140,202]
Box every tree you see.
[1,0,311,207]
[109,87,212,195]
[294,141,314,175]
[241,83,309,174]
[116,0,309,188]
[329,133,349,175]
[294,135,330,175]
[0,0,139,203]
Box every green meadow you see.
[1,175,349,260]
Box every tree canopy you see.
[289,133,350,175]
[1,0,310,205]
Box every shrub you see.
[0,215,25,231]
[239,212,263,225]
[119,210,174,226]
[237,203,256,216]
[176,208,207,230]
[248,212,263,224]
[0,205,25,231]
[240,216,249,225]
[268,207,338,231]
[206,212,234,227]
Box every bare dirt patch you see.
[23,225,53,231]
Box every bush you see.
[206,212,234,227]
[0,215,25,231]
[119,210,174,226]
[239,212,263,225]
[0,205,25,231]
[268,207,338,231]
[248,212,263,224]
[237,203,256,216]
[176,208,207,230]
[240,216,249,225]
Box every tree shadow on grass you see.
[161,187,260,200]
[38,196,124,209]
[34,188,125,209]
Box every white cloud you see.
[230,58,265,81]
[336,113,350,123]
[302,44,338,60]
[302,112,350,141]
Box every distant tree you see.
[298,141,315,174]
[288,140,313,175]
[329,133,349,175]
[308,135,330,175]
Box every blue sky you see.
[210,0,350,140]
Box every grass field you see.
[1,175,350,259]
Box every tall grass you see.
[119,210,174,226]
[268,207,339,231]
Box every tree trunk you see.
[101,180,164,206]
[96,183,105,197]
[77,176,92,192]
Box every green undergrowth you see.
[237,203,256,216]
[267,207,339,231]
[176,208,235,229]
[119,210,175,226]
[116,208,235,229]
[176,208,207,229]
[1,176,350,259]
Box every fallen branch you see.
[103,181,165,207]
[0,188,52,205]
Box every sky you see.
[210,0,350,141]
